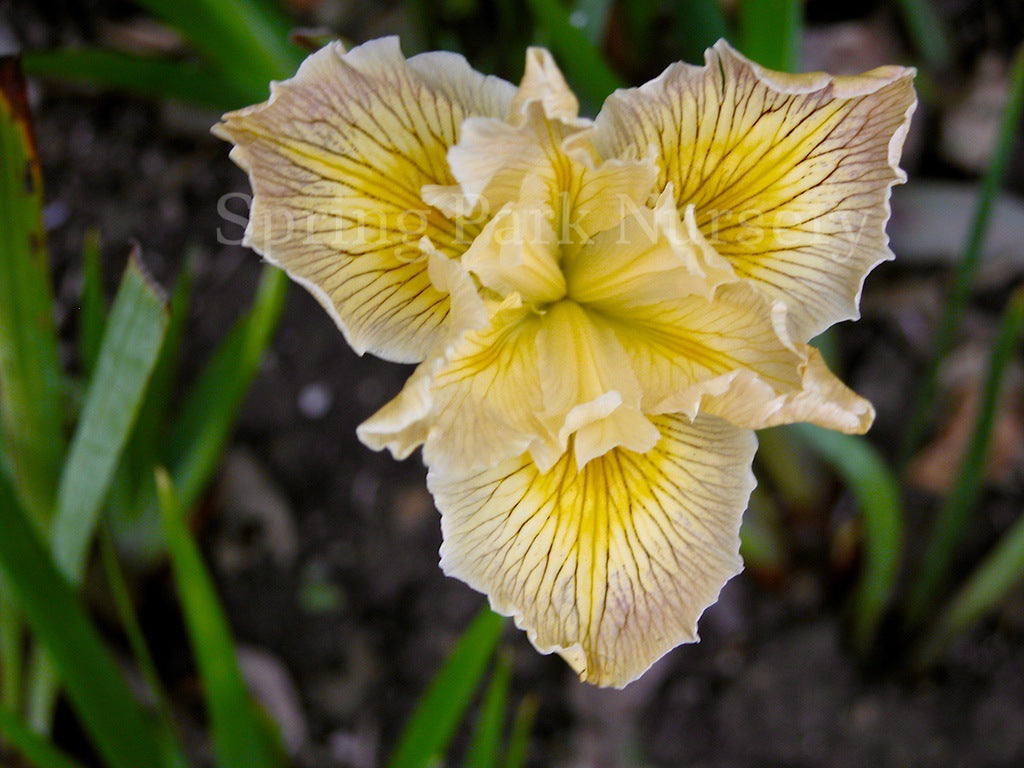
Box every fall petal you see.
[594,39,916,341]
[686,348,875,433]
[430,413,756,688]
[214,37,515,363]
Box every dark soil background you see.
[7,0,1024,766]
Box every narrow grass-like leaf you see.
[893,0,953,72]
[670,0,730,65]
[107,259,193,565]
[915,506,1024,667]
[0,472,165,768]
[26,253,167,731]
[0,707,86,768]
[166,265,287,512]
[125,258,194,505]
[99,527,191,767]
[738,0,802,71]
[902,43,1024,464]
[50,253,168,584]
[906,288,1024,628]
[78,228,105,378]
[0,57,64,526]
[387,608,505,768]
[465,655,511,768]
[156,469,285,768]
[502,696,538,768]
[524,0,623,109]
[110,265,286,565]
[131,0,303,92]
[791,425,904,654]
[22,49,252,111]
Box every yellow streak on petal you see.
[214,37,515,363]
[594,40,916,341]
[429,413,756,688]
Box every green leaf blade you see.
[387,608,506,768]
[737,0,803,72]
[156,470,285,768]
[0,56,65,526]
[0,707,87,768]
[902,43,1024,463]
[22,48,254,111]
[464,654,511,768]
[906,288,1024,628]
[791,425,904,653]
[0,473,166,768]
[166,265,287,512]
[524,0,623,110]
[50,252,168,584]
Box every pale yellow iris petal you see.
[593,39,916,341]
[447,101,655,235]
[508,47,581,123]
[445,108,564,210]
[460,179,567,305]
[536,302,660,469]
[355,245,490,459]
[422,239,489,339]
[214,37,515,363]
[429,413,756,688]
[358,296,546,471]
[588,278,804,415]
[424,298,554,472]
[565,192,731,307]
[681,348,875,434]
[356,355,441,460]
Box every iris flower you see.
[215,38,915,687]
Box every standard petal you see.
[214,37,515,363]
[508,47,581,123]
[429,413,756,688]
[594,40,916,341]
[460,181,567,305]
[448,102,654,237]
[448,103,590,213]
